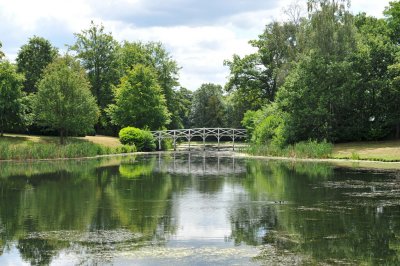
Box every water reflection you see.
[0,154,400,265]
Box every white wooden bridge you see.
[150,128,247,151]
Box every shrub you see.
[119,127,156,152]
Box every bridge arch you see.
[150,128,247,151]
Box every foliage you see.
[384,0,400,44]
[0,41,4,59]
[0,138,108,160]
[190,83,226,127]
[120,41,182,129]
[107,64,170,130]
[118,127,156,152]
[0,60,30,136]
[247,140,333,159]
[34,56,99,144]
[16,36,58,94]
[70,21,120,128]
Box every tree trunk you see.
[60,128,65,145]
[0,129,3,137]
[396,123,400,139]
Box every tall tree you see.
[384,0,400,44]
[120,41,181,128]
[16,36,58,94]
[224,21,300,127]
[0,60,28,136]
[190,83,226,128]
[106,64,170,130]
[34,56,99,144]
[174,87,193,129]
[70,22,120,129]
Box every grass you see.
[247,139,400,165]
[332,140,400,162]
[247,140,333,159]
[0,134,135,161]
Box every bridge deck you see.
[150,128,247,151]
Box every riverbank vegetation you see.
[1,0,400,161]
[0,135,135,160]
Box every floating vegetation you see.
[26,229,143,244]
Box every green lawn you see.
[0,134,129,160]
[332,140,400,161]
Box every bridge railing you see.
[150,128,247,151]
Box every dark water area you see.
[1,153,400,265]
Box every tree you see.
[224,20,300,127]
[70,22,120,129]
[106,64,170,130]
[0,41,4,59]
[34,56,99,144]
[0,60,28,136]
[120,41,182,128]
[16,36,58,94]
[174,87,193,129]
[190,83,226,128]
[384,0,400,44]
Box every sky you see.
[0,0,392,90]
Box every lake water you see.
[1,153,400,265]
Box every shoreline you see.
[2,150,400,170]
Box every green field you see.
[332,140,400,162]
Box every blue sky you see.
[0,0,392,90]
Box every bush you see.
[114,144,137,154]
[119,127,156,152]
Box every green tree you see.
[0,41,4,59]
[384,0,400,44]
[190,83,226,128]
[0,60,28,136]
[34,56,99,144]
[106,64,170,130]
[224,21,300,127]
[120,41,182,128]
[70,21,120,129]
[16,36,58,94]
[174,87,193,128]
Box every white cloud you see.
[0,0,393,90]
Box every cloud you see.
[89,0,280,27]
[0,0,393,90]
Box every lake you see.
[1,153,400,265]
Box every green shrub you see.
[293,140,333,159]
[119,127,156,152]
[115,144,137,154]
[351,151,360,160]
[161,138,173,150]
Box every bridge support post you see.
[217,128,220,151]
[173,130,177,151]
[232,130,235,151]
[158,132,162,151]
[188,129,191,151]
[203,128,206,151]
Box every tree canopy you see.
[107,64,170,130]
[0,60,28,136]
[16,36,58,94]
[34,56,99,144]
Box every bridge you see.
[150,128,247,151]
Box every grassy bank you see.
[246,139,400,162]
[0,134,135,160]
[332,140,400,162]
[246,140,333,159]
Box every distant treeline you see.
[1,0,400,146]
